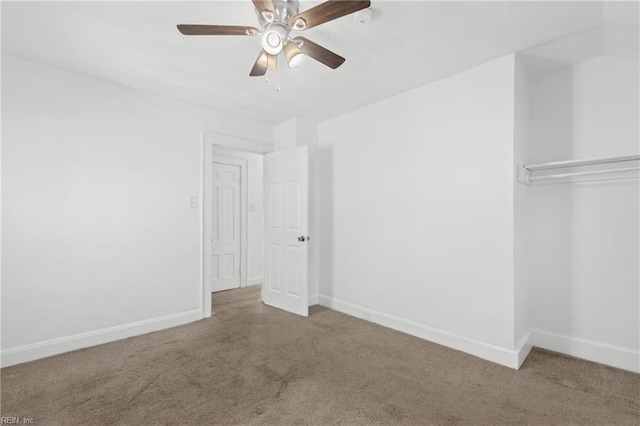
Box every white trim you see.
[309,294,319,306]
[203,131,274,154]
[1,310,202,368]
[201,138,213,318]
[318,295,523,369]
[247,277,263,286]
[533,330,640,373]
[201,132,272,317]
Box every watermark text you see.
[0,417,35,424]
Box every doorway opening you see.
[201,133,269,317]
[201,131,310,318]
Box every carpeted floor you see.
[1,286,638,425]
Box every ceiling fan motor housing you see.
[258,0,299,55]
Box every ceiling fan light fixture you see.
[284,42,304,68]
[261,24,287,55]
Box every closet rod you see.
[524,154,639,171]
[528,166,640,182]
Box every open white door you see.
[263,146,309,316]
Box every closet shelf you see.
[517,154,640,185]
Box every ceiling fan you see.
[177,0,371,76]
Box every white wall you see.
[524,59,575,370]
[317,55,521,367]
[274,118,297,151]
[1,55,273,366]
[314,53,638,371]
[529,56,639,371]
[513,56,534,359]
[212,149,264,285]
[5,50,635,373]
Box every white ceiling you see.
[2,1,637,125]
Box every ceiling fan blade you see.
[177,24,259,36]
[293,37,345,69]
[289,0,371,30]
[252,0,276,13]
[250,50,277,76]
[266,51,277,71]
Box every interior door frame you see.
[200,132,274,318]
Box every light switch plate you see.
[190,197,198,208]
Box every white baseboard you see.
[533,330,639,373]
[1,309,202,368]
[309,294,319,306]
[247,277,262,287]
[318,295,524,369]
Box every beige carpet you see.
[1,286,638,425]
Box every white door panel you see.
[263,146,309,316]
[212,162,241,292]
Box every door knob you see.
[298,236,306,242]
